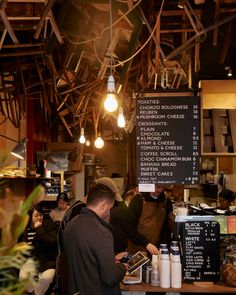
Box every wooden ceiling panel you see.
[0,0,235,140]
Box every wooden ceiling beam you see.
[8,0,45,2]
[213,0,220,46]
[34,0,63,44]
[0,29,7,50]
[219,19,233,64]
[2,42,45,48]
[0,50,44,57]
[0,0,19,44]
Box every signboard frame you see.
[136,91,201,188]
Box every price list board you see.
[136,96,200,185]
[182,221,220,282]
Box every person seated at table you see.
[219,189,236,210]
[19,203,58,295]
[50,192,69,224]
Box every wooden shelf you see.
[202,109,236,154]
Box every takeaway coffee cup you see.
[173,207,189,216]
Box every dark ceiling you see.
[0,0,235,142]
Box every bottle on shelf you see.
[170,240,179,261]
[159,248,170,288]
[159,243,168,272]
[170,248,182,288]
[151,254,160,286]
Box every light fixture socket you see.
[107,74,115,92]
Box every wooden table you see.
[121,282,236,294]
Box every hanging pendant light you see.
[117,106,126,128]
[79,127,86,144]
[85,139,91,146]
[94,134,104,149]
[104,75,118,112]
[103,0,118,113]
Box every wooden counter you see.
[121,282,236,294]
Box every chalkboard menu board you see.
[182,220,220,282]
[136,95,200,185]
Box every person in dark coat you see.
[110,187,137,253]
[55,199,86,295]
[63,183,127,295]
[19,203,58,295]
[126,185,174,255]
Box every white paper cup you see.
[173,207,189,216]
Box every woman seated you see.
[19,203,58,295]
[50,192,69,224]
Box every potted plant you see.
[0,151,43,294]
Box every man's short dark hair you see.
[87,183,115,206]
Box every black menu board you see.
[136,95,200,185]
[182,220,220,282]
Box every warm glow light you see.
[117,107,126,128]
[228,69,232,77]
[85,139,91,146]
[104,74,118,112]
[11,151,24,160]
[104,93,118,112]
[94,135,104,149]
[79,128,86,144]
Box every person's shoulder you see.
[50,207,59,215]
[131,193,144,203]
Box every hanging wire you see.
[109,0,113,76]
[93,0,166,69]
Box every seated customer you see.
[219,189,236,210]
[19,203,58,295]
[50,192,69,224]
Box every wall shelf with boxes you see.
[202,109,236,155]
[43,170,73,201]
[200,157,216,184]
[200,156,234,184]
[84,164,108,196]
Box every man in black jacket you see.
[63,183,127,295]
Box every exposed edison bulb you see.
[117,107,126,128]
[104,93,118,112]
[85,139,91,146]
[79,128,86,144]
[94,135,104,149]
[104,74,118,112]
